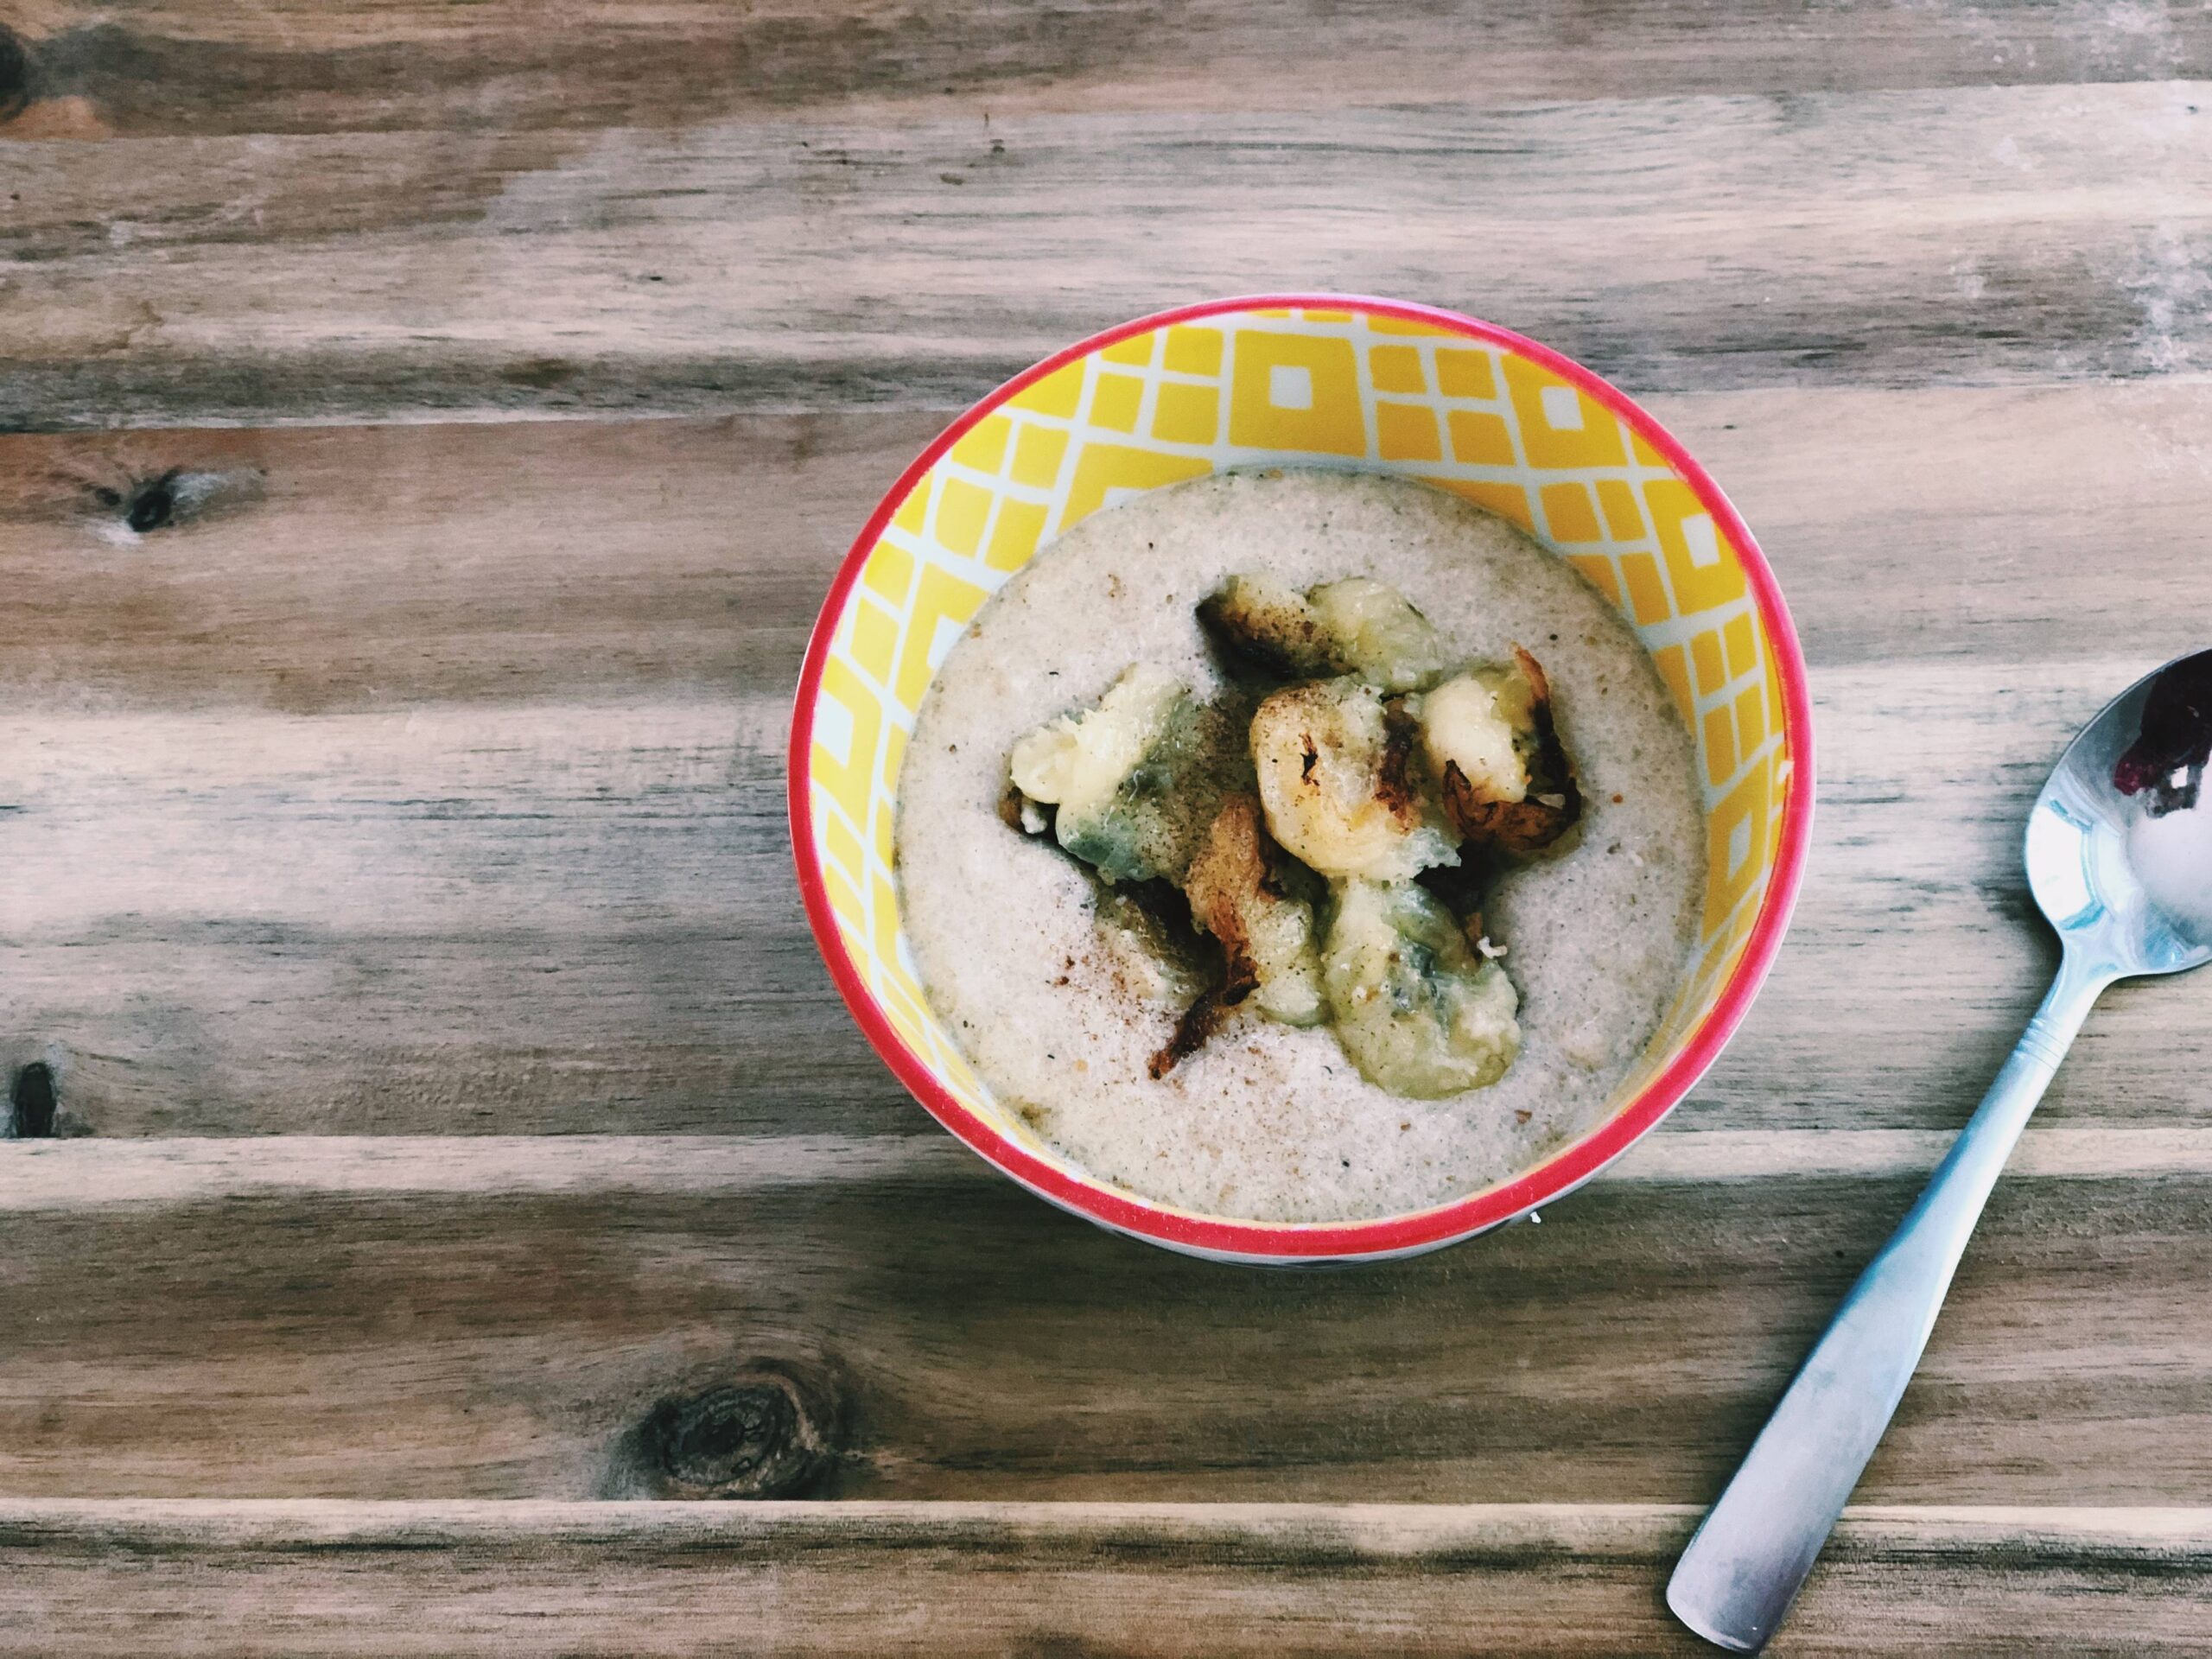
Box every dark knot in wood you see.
[88,467,264,535]
[620,1362,843,1499]
[97,469,182,533]
[126,475,177,533]
[0,28,31,123]
[8,1063,57,1140]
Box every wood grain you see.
[3,1501,2209,1657]
[0,415,883,709]
[6,378,2209,709]
[3,661,2208,1138]
[5,385,2209,1136]
[7,3,2212,1643]
[4,82,2210,427]
[3,1,2209,139]
[0,1157,2208,1502]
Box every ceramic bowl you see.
[791,296,1813,1264]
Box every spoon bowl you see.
[1669,647,2212,1651]
[2028,647,2212,976]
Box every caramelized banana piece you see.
[1147,971,1250,1080]
[1421,646,1582,855]
[1199,573,1451,693]
[1321,879,1521,1097]
[1007,664,1249,883]
[1309,578,1455,692]
[1249,677,1459,883]
[1414,859,1493,954]
[1197,573,1333,679]
[1093,884,1212,1007]
[1181,795,1326,1027]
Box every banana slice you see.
[1181,794,1326,1027]
[1007,664,1249,884]
[1322,878,1522,1097]
[1249,677,1458,882]
[1199,573,1451,693]
[1093,884,1211,1006]
[1420,646,1581,855]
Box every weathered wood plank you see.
[0,698,847,1136]
[3,1501,2209,1657]
[4,83,2209,425]
[4,665,2210,1138]
[5,387,2209,709]
[0,415,892,711]
[8,384,2210,708]
[0,1165,2207,1501]
[3,1,2209,140]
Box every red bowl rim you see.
[787,293,1815,1260]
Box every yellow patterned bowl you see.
[791,296,1812,1264]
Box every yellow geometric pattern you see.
[804,304,1796,1167]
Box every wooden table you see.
[4,4,2212,1652]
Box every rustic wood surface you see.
[6,1502,2212,1658]
[4,2,2212,1651]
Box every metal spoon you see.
[1669,649,2212,1652]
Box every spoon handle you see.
[1667,950,2112,1652]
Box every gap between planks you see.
[2,1497,2207,1558]
[5,1126,2209,1211]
